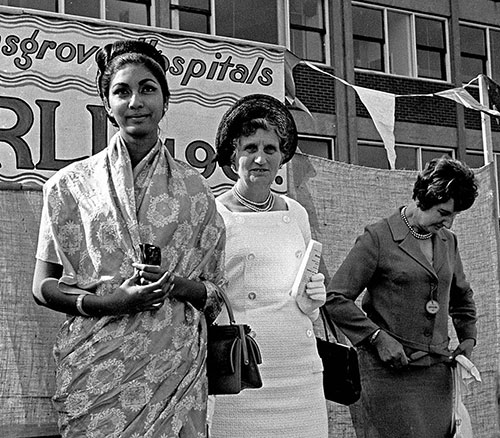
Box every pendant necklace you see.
[400,207,433,240]
[232,185,275,212]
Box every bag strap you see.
[217,290,251,365]
[218,289,236,325]
[319,306,339,342]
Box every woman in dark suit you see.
[324,156,478,437]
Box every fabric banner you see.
[287,154,500,438]
[1,155,499,436]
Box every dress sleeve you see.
[324,225,381,345]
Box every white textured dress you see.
[211,195,328,438]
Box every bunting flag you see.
[433,85,500,118]
[283,50,500,169]
[284,50,312,117]
[301,59,397,168]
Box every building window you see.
[352,5,384,71]
[289,0,327,63]
[298,135,334,159]
[65,0,100,18]
[63,0,151,25]
[358,141,453,170]
[170,0,210,34]
[106,0,151,25]
[0,0,57,11]
[490,29,500,83]
[459,23,500,85]
[353,4,449,81]
[415,16,447,80]
[460,25,487,83]
[215,0,278,44]
[2,1,329,63]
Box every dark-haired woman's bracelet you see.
[76,294,90,316]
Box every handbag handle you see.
[217,289,236,324]
[319,306,340,343]
[215,290,251,366]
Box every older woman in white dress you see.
[210,94,329,438]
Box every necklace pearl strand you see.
[232,186,275,212]
[401,206,433,240]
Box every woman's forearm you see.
[171,276,207,310]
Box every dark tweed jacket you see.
[324,208,477,358]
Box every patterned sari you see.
[36,134,226,438]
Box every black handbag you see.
[207,290,263,395]
[316,307,361,405]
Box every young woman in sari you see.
[32,39,225,438]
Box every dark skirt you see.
[354,347,453,438]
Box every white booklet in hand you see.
[290,239,322,298]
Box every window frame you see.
[287,0,330,64]
[297,134,335,160]
[459,21,500,85]
[16,0,331,64]
[357,140,455,170]
[352,2,450,82]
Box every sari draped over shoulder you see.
[36,134,226,438]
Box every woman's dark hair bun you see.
[95,40,166,74]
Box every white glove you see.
[296,272,326,320]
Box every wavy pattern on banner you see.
[0,14,140,39]
[170,90,242,108]
[0,71,96,95]
[155,38,283,60]
[0,172,48,186]
[0,14,283,61]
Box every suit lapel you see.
[388,208,438,280]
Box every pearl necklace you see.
[232,186,275,212]
[401,207,433,240]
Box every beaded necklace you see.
[400,206,433,240]
[232,186,275,212]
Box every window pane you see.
[461,56,486,83]
[291,29,323,63]
[395,146,417,170]
[354,40,383,70]
[417,48,445,80]
[179,10,209,33]
[421,149,452,167]
[465,152,486,168]
[416,17,445,49]
[215,0,278,44]
[298,137,333,160]
[65,0,100,18]
[352,6,383,39]
[353,6,384,71]
[178,0,209,8]
[490,30,500,84]
[358,143,389,169]
[290,0,323,28]
[107,0,150,26]
[0,0,56,11]
[388,11,411,76]
[460,25,486,56]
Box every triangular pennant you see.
[352,85,396,169]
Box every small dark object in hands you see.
[139,243,161,265]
